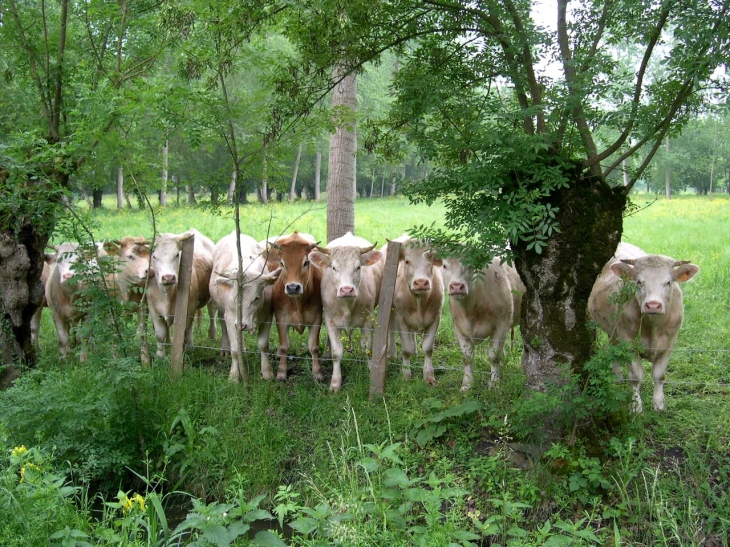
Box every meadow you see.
[1,193,729,546]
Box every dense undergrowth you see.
[1,195,729,546]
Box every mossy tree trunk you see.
[514,171,626,390]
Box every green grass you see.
[4,193,730,546]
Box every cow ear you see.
[134,244,151,258]
[611,261,635,280]
[308,250,330,269]
[215,277,235,289]
[424,251,443,267]
[674,263,699,283]
[361,249,382,266]
[104,241,121,255]
[44,253,56,264]
[264,267,282,284]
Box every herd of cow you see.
[33,228,699,413]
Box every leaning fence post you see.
[370,240,401,399]
[171,234,195,380]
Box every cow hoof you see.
[276,372,288,381]
[460,384,472,392]
[424,377,437,386]
[228,375,241,383]
[329,383,341,393]
[261,372,274,381]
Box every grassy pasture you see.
[5,193,730,546]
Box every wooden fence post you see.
[171,234,195,380]
[370,240,401,399]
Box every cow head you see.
[104,236,153,289]
[215,265,281,332]
[151,230,195,291]
[400,242,443,295]
[441,257,474,297]
[611,255,699,315]
[309,243,381,299]
[266,232,320,298]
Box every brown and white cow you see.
[146,229,214,358]
[45,242,106,359]
[104,236,153,305]
[441,256,525,391]
[210,231,281,382]
[309,231,384,391]
[30,253,56,347]
[588,242,699,412]
[264,232,323,382]
[386,235,444,385]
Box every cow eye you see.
[355,265,361,272]
[331,266,337,272]
[405,259,411,265]
[127,254,135,261]
[303,259,309,268]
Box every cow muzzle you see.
[411,278,431,292]
[285,283,303,296]
[643,300,664,314]
[449,282,468,296]
[338,285,356,298]
[161,274,177,285]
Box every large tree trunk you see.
[92,188,103,208]
[327,66,357,242]
[514,170,626,391]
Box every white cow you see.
[31,253,55,347]
[588,242,699,412]
[386,235,444,385]
[45,242,106,359]
[309,231,384,392]
[210,231,281,382]
[442,256,525,391]
[146,229,214,358]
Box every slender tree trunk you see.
[389,172,397,196]
[289,143,303,203]
[117,166,124,209]
[370,165,375,198]
[260,140,269,204]
[92,188,103,208]
[709,122,717,195]
[160,140,168,206]
[665,137,671,200]
[514,169,626,393]
[380,173,385,198]
[186,182,196,205]
[314,148,322,202]
[227,170,236,204]
[622,159,629,187]
[327,66,357,242]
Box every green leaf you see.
[253,530,288,547]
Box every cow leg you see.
[398,318,415,380]
[651,352,670,411]
[184,311,196,349]
[308,322,323,383]
[150,311,170,358]
[136,302,150,367]
[326,318,343,391]
[226,314,243,382]
[276,322,290,380]
[455,331,474,391]
[219,312,231,356]
[52,311,71,358]
[422,319,440,386]
[387,310,398,359]
[627,357,645,413]
[258,319,274,380]
[487,327,509,388]
[207,302,217,339]
[30,305,44,347]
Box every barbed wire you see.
[147,331,730,389]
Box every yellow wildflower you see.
[20,466,25,482]
[11,446,27,457]
[132,493,146,511]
